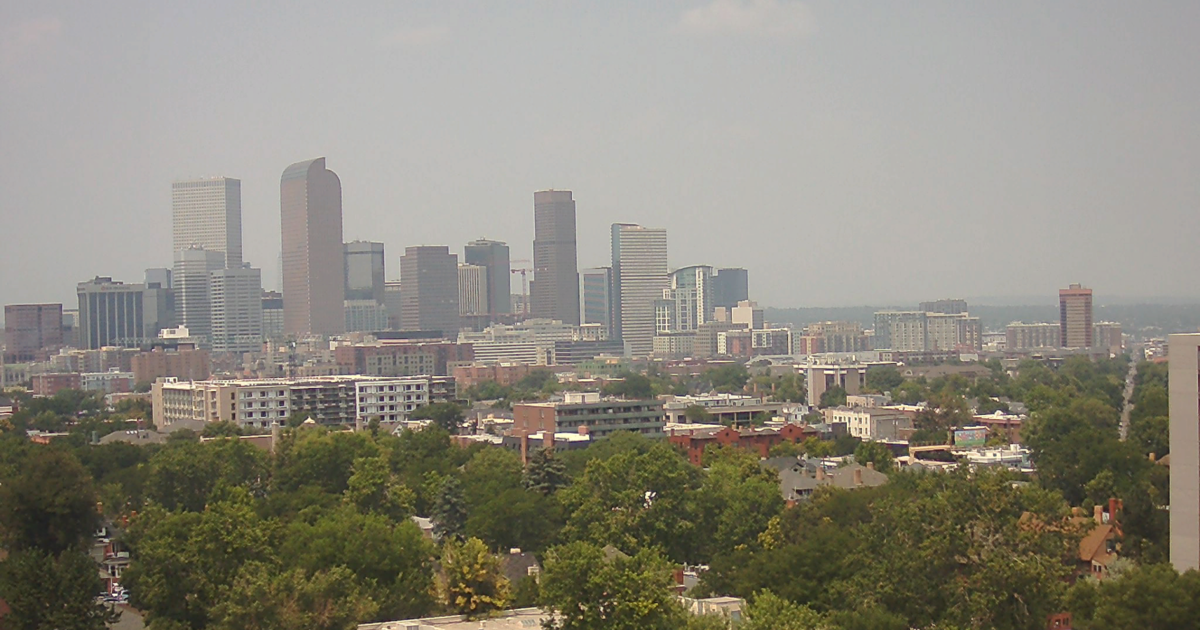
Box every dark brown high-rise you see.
[281,158,345,336]
[4,303,64,361]
[531,190,580,325]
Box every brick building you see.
[669,423,817,466]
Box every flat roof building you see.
[281,158,345,336]
[1170,333,1200,572]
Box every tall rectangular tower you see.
[464,239,511,317]
[210,266,264,354]
[344,241,386,302]
[1059,284,1094,348]
[712,268,749,309]
[458,264,489,317]
[281,158,345,336]
[400,246,460,334]
[532,190,580,325]
[611,223,668,356]
[174,247,225,346]
[172,177,242,268]
[3,304,64,361]
[1170,333,1200,572]
[77,277,146,349]
[581,267,613,339]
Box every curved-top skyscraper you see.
[531,190,581,325]
[281,158,345,336]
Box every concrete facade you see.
[1170,333,1200,572]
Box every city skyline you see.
[4,2,1199,310]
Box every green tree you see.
[146,437,269,512]
[864,366,904,394]
[818,386,846,408]
[209,563,378,630]
[200,420,243,438]
[704,364,750,394]
[559,442,701,563]
[603,373,656,399]
[0,446,99,554]
[853,441,894,473]
[684,405,714,424]
[439,537,511,618]
[460,448,560,552]
[343,452,415,521]
[410,402,466,433]
[281,506,436,620]
[693,448,785,563]
[0,549,120,630]
[740,590,830,630]
[1069,563,1200,630]
[524,447,569,495]
[123,490,275,630]
[540,541,687,630]
[431,476,468,540]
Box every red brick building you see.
[132,348,211,383]
[32,373,82,397]
[334,341,473,377]
[669,423,819,465]
[453,363,536,389]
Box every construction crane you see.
[510,259,531,318]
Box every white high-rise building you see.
[174,247,225,346]
[612,223,668,356]
[210,266,264,354]
[656,265,714,334]
[1170,333,1200,572]
[172,177,242,268]
[458,264,489,317]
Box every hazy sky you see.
[2,1,1198,310]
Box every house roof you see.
[500,552,541,585]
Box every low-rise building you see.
[512,391,665,445]
[453,363,537,389]
[81,370,134,394]
[669,423,816,466]
[663,393,782,426]
[823,406,912,441]
[132,347,211,383]
[32,372,81,396]
[334,340,472,377]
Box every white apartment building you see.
[823,406,912,441]
[458,319,578,365]
[152,374,455,430]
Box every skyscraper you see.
[712,268,749,309]
[612,223,668,356]
[3,304,63,361]
[344,241,386,302]
[661,265,714,332]
[581,267,613,339]
[464,239,511,317]
[210,266,264,354]
[174,247,224,346]
[281,158,345,336]
[400,246,460,334]
[1170,333,1200,572]
[458,264,489,317]
[1059,284,1094,348]
[532,190,580,325]
[77,277,146,349]
[172,177,242,268]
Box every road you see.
[1119,352,1139,441]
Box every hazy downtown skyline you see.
[2,1,1199,311]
